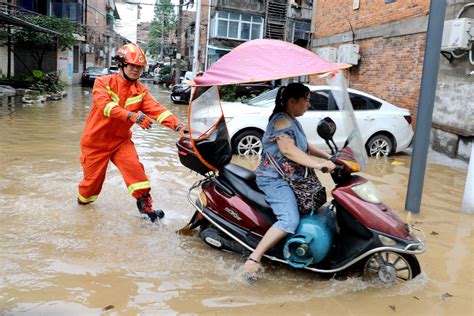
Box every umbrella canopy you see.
[193,39,350,87]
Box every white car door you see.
[297,89,350,150]
[349,92,384,145]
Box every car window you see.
[349,93,382,110]
[86,67,108,74]
[247,88,278,106]
[309,90,338,111]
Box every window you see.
[291,21,311,42]
[349,93,382,110]
[309,90,338,111]
[213,11,264,40]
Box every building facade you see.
[311,0,472,161]
[85,0,124,71]
[310,0,430,123]
[197,0,314,71]
[432,1,473,161]
[0,0,124,84]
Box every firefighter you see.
[77,43,186,222]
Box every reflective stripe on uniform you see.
[103,101,118,117]
[78,194,98,203]
[156,110,172,124]
[127,181,151,194]
[125,93,145,108]
[106,85,120,104]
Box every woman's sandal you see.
[243,257,261,285]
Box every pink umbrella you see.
[193,39,350,87]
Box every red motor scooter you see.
[177,110,425,284]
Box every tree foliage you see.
[147,0,176,59]
[0,15,82,72]
[12,15,82,50]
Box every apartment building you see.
[196,0,314,71]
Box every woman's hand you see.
[319,160,336,173]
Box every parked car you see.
[81,67,108,87]
[221,85,414,157]
[108,65,119,74]
[234,81,273,98]
[171,83,192,104]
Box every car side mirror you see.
[317,117,336,141]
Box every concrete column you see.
[462,143,474,214]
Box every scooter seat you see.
[219,164,273,214]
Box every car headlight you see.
[225,117,233,123]
[351,181,383,204]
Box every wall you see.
[432,0,474,161]
[85,0,110,68]
[57,48,77,84]
[0,46,14,77]
[311,0,430,123]
[215,0,265,11]
[288,0,314,20]
[314,0,429,37]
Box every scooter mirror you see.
[317,117,336,141]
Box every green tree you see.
[147,0,176,59]
[0,15,82,73]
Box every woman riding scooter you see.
[243,83,336,279]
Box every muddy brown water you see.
[0,85,472,315]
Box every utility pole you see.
[175,0,183,84]
[160,12,164,61]
[405,0,447,214]
[192,0,201,77]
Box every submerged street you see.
[0,84,472,315]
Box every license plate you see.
[175,96,181,100]
[89,75,97,79]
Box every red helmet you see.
[116,43,147,67]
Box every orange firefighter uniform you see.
[77,73,182,204]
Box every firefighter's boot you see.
[136,194,165,222]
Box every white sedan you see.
[222,85,414,157]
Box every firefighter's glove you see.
[175,123,188,137]
[128,112,153,129]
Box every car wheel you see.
[234,130,263,156]
[366,134,393,157]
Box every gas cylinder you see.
[283,206,336,268]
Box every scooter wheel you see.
[363,251,421,283]
[199,227,224,250]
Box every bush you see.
[159,66,171,76]
[29,71,66,94]
[218,85,259,102]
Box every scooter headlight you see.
[351,181,383,204]
[199,191,207,207]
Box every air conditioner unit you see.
[316,47,337,62]
[441,18,474,51]
[337,44,359,65]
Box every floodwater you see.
[0,84,472,315]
